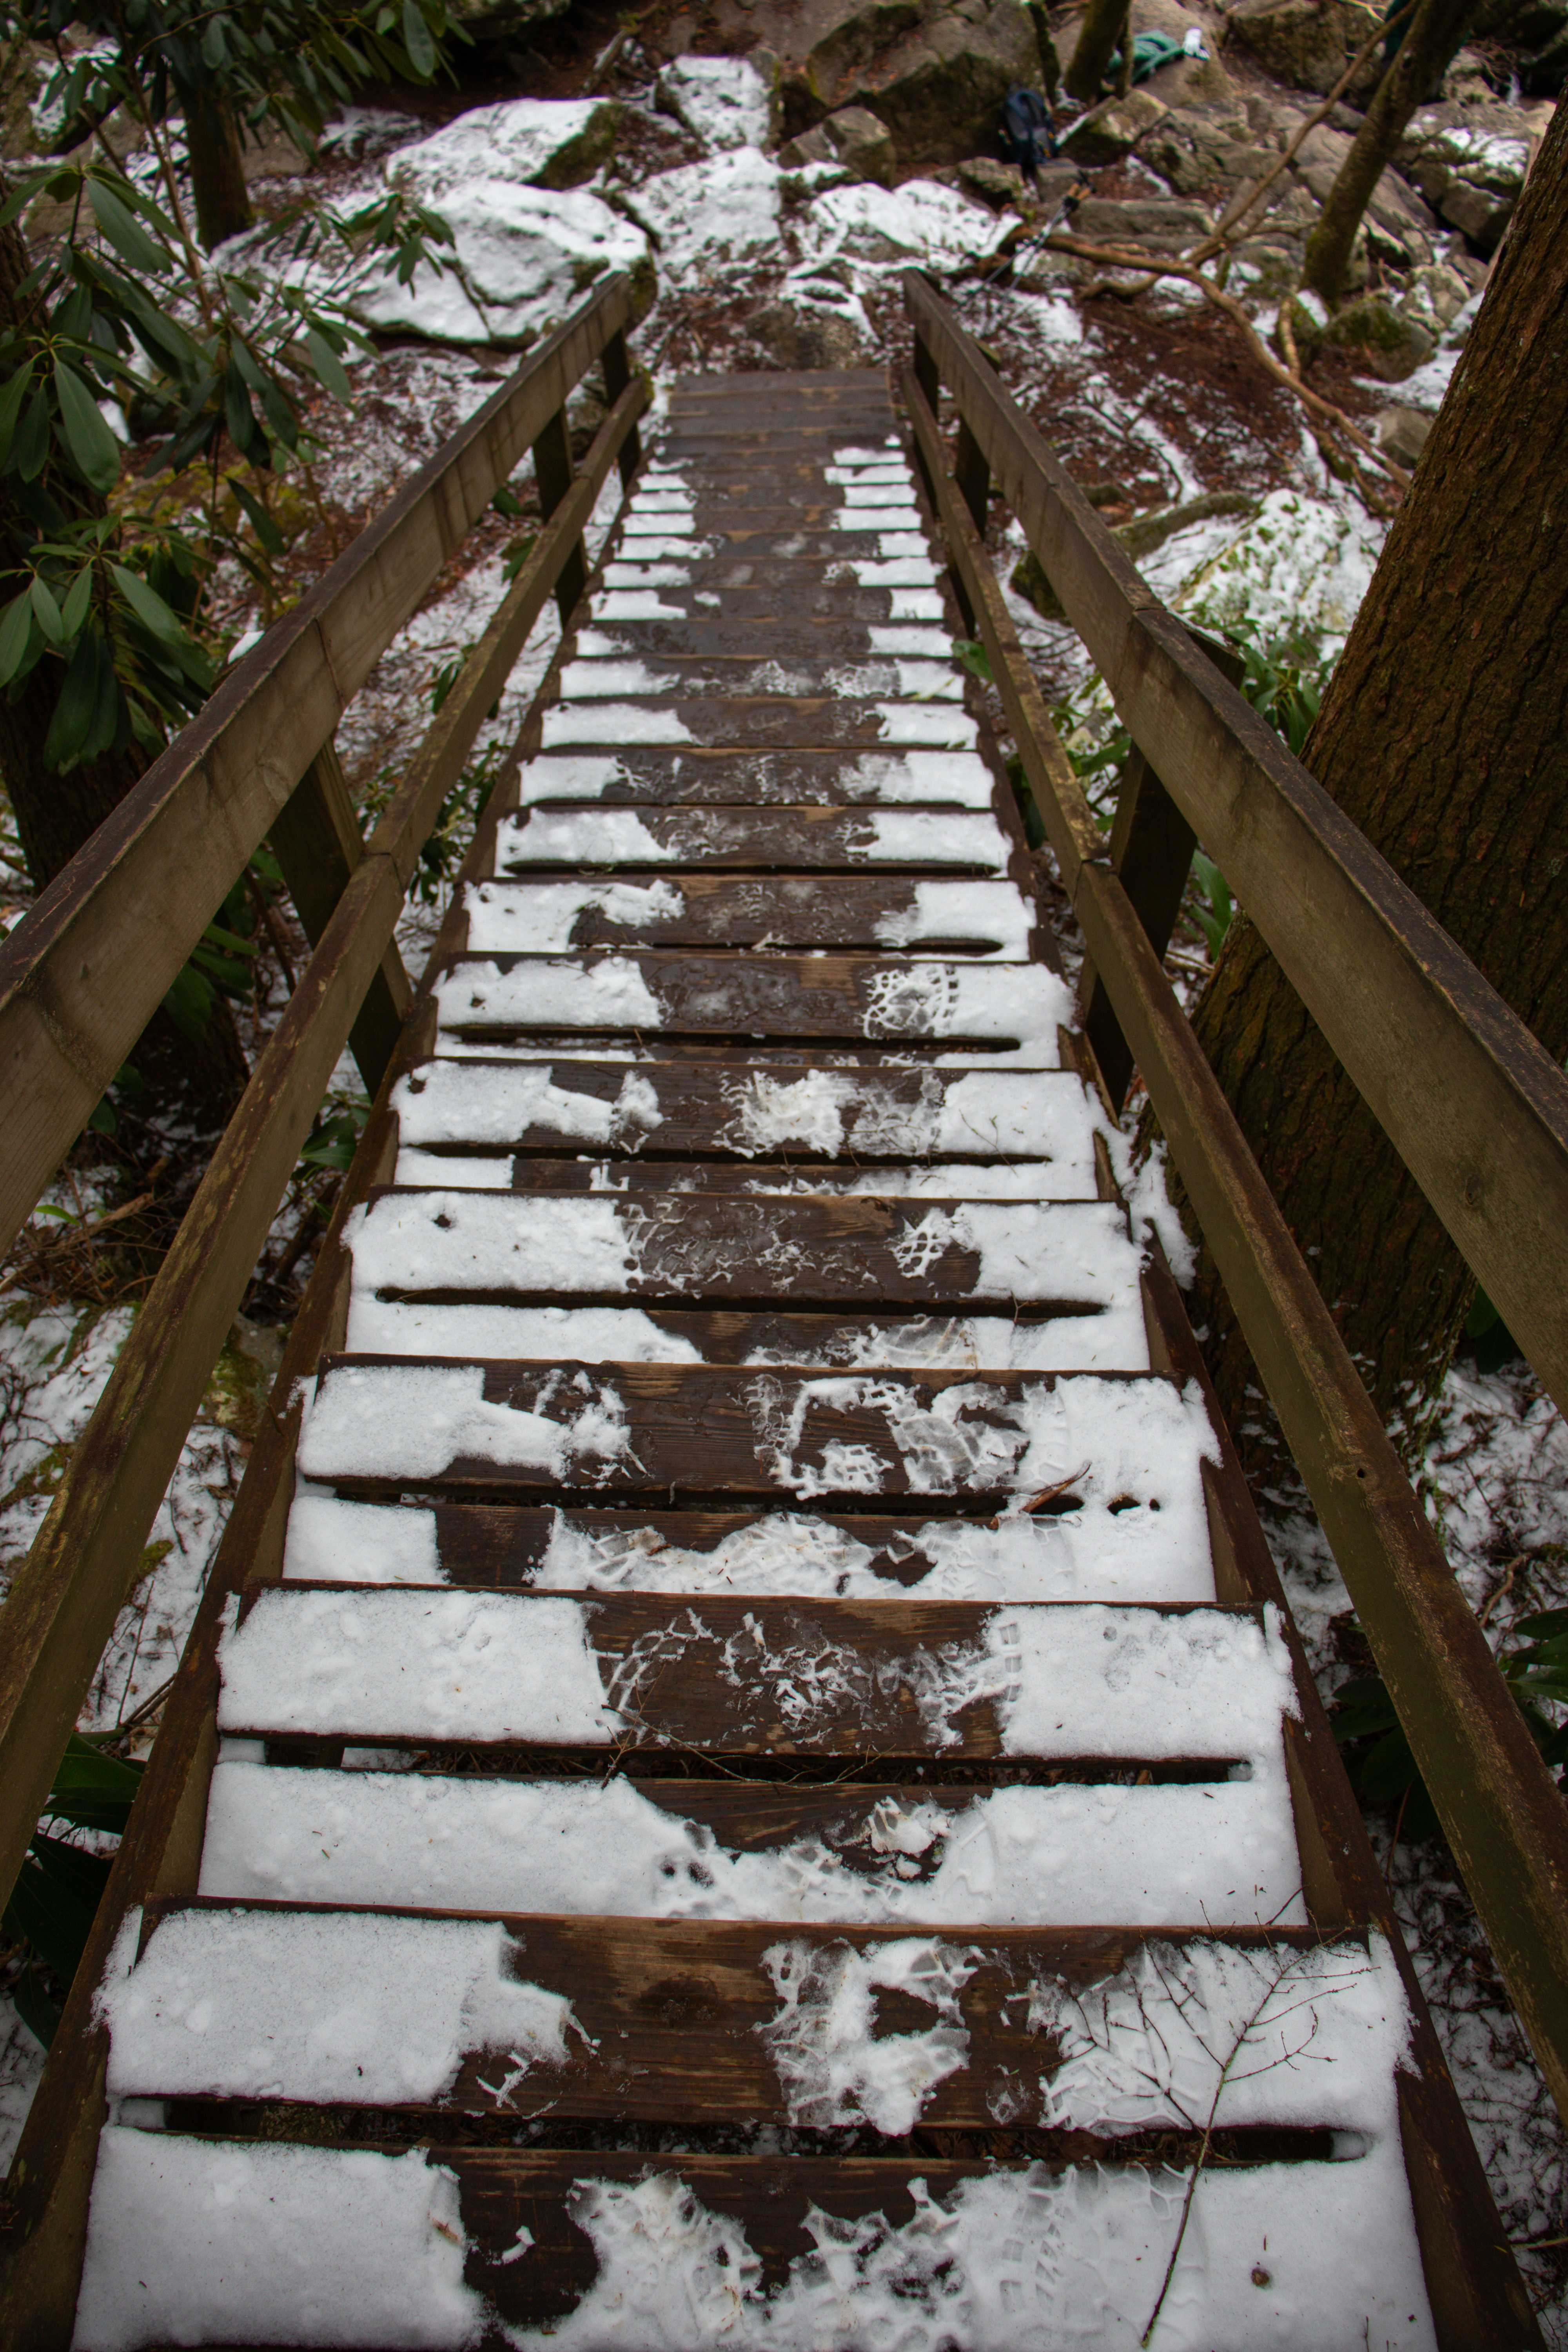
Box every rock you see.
[956,153,1027,207]
[1071,194,1214,250]
[1375,405,1433,466]
[388,99,622,203]
[779,103,897,183]
[1319,291,1437,382]
[1143,105,1262,193]
[352,183,650,346]
[655,55,773,151]
[1058,86,1167,167]
[1399,260,1471,334]
[751,295,870,367]
[1228,238,1300,299]
[1224,0,1350,95]
[1396,102,1532,252]
[806,175,1006,265]
[624,147,783,278]
[777,0,1043,171]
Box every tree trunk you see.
[0,205,247,1129]
[186,89,253,250]
[1065,0,1132,102]
[1301,0,1480,305]
[1185,97,1568,1462]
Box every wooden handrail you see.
[898,325,1568,2127]
[0,272,636,1261]
[0,368,647,1915]
[905,269,1568,1434]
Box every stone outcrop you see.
[769,0,1046,170]
[778,104,897,184]
[1396,102,1535,255]
[1071,194,1214,250]
[1224,0,1350,96]
[1058,87,1167,167]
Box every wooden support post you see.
[267,740,412,1094]
[602,328,642,490]
[948,417,990,637]
[909,334,942,514]
[1081,632,1244,1112]
[532,404,589,623]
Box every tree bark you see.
[1302,0,1482,305]
[1185,98,1568,1463]
[1065,0,1132,102]
[0,205,247,1128]
[186,89,253,250]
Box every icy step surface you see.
[214,1590,1293,1756]
[490,806,1014,871]
[198,1760,1306,1929]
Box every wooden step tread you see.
[214,1592,1286,1759]
[461,876,1039,957]
[279,1498,1219,1605]
[490,806,1013,873]
[391,1158,1089,1200]
[513,748,1000,807]
[392,1060,1096,1166]
[539,697,977,751]
[297,1361,1217,1508]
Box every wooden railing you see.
[902,270,1568,2127]
[0,273,646,1918]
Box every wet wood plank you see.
[540,698,976,751]
[513,748,1001,808]
[299,1359,1192,1503]
[463,876,1038,956]
[492,807,1008,873]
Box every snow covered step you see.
[461,876,1037,957]
[392,1060,1100,1170]
[586,604,947,644]
[342,1298,1150,1372]
[431,956,1072,1062]
[198,1760,1304,1929]
[622,503,924,535]
[605,549,943,591]
[556,657,963,703]
[512,747,1000,807]
[281,1495,1218,1604]
[296,1363,1217,1509]
[215,1588,1292,1761]
[608,529,933,563]
[490,807,1010,872]
[72,2133,1436,2352]
[539,697,978,751]
[343,1192,1145,1317]
[394,1157,1082,1200]
[103,1906,1408,2136]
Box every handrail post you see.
[1082,630,1244,1111]
[602,328,642,490]
[532,406,588,624]
[267,740,411,1093]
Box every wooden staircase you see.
[40,368,1528,2348]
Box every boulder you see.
[388,99,622,203]
[1142,105,1261,193]
[1229,237,1301,298]
[803,175,1006,266]
[751,292,871,367]
[956,153,1028,206]
[1399,259,1471,334]
[1225,0,1350,95]
[1374,405,1432,466]
[1071,194,1214,250]
[1396,102,1533,255]
[779,103,898,183]
[655,55,773,151]
[1058,86,1167,166]
[780,0,1044,169]
[352,183,650,346]
[1319,290,1437,382]
[624,147,783,278]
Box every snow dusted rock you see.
[1374,404,1433,467]
[1397,102,1535,254]
[800,178,1006,272]
[1319,289,1438,382]
[775,0,1041,170]
[655,54,773,152]
[354,182,648,347]
[1070,194,1215,252]
[752,292,872,369]
[388,97,622,203]
[626,147,782,279]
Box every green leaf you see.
[0,362,34,466]
[0,591,34,686]
[402,0,437,75]
[491,483,523,519]
[61,564,94,638]
[108,562,184,643]
[3,1835,109,1988]
[952,637,992,685]
[53,359,120,495]
[86,177,171,277]
[30,573,65,646]
[16,386,51,481]
[228,475,285,556]
[43,628,103,770]
[162,961,213,1040]
[303,325,353,404]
